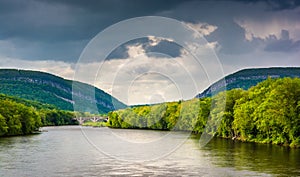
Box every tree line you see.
[108,77,300,147]
[0,94,79,136]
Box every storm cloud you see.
[1,0,300,104]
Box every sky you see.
[0,0,300,105]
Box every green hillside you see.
[0,94,55,110]
[0,69,126,113]
[196,67,300,98]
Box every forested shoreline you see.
[0,94,78,137]
[2,77,300,147]
[108,77,300,147]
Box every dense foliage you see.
[0,94,78,136]
[39,109,77,126]
[108,98,211,133]
[0,99,41,136]
[108,78,300,147]
[231,77,300,147]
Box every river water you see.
[0,126,299,176]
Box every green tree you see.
[0,114,8,136]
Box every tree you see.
[0,114,8,136]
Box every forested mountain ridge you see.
[0,69,126,113]
[196,67,300,98]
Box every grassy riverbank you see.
[82,121,107,127]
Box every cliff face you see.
[0,69,126,113]
[196,67,300,98]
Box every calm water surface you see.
[0,126,299,176]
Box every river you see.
[0,126,299,176]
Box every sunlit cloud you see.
[126,44,145,58]
[184,22,218,38]
[147,36,174,46]
[89,51,213,105]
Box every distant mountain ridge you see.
[196,67,300,98]
[0,69,126,113]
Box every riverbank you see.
[107,78,300,148]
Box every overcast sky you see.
[0,0,300,105]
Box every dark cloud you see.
[0,0,189,61]
[159,0,300,56]
[158,1,262,55]
[230,0,300,10]
[0,0,299,62]
[106,44,129,60]
[265,30,300,52]
[106,38,149,60]
[0,0,189,41]
[12,39,88,61]
[145,40,182,58]
[207,21,256,54]
[41,0,191,13]
[106,37,182,60]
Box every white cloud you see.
[182,22,220,52]
[126,44,145,58]
[0,57,74,79]
[92,51,218,105]
[147,36,174,46]
[3,44,300,106]
[205,41,220,51]
[184,22,218,38]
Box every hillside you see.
[196,67,300,98]
[0,69,126,113]
[0,93,56,110]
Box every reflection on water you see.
[201,137,300,176]
[0,126,299,176]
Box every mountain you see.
[0,69,127,113]
[196,67,300,98]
